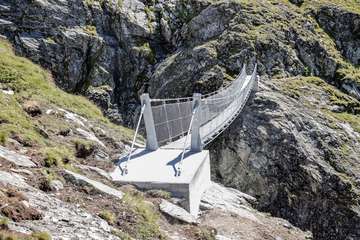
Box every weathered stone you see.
[160,199,198,224]
[316,6,360,65]
[75,164,111,180]
[0,146,36,168]
[63,170,123,199]
[49,180,64,191]
[0,171,120,239]
[209,80,360,240]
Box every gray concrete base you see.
[110,148,211,216]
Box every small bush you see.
[39,170,58,192]
[122,193,164,240]
[99,210,116,225]
[31,232,52,240]
[42,147,74,167]
[74,139,95,158]
[194,227,216,240]
[0,132,7,145]
[0,231,17,240]
[83,25,97,36]
[146,189,171,199]
[111,229,132,240]
[0,217,9,230]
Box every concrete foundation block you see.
[110,148,211,216]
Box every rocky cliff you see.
[0,0,359,239]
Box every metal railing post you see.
[253,64,258,91]
[191,93,202,152]
[140,93,159,151]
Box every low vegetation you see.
[0,38,132,148]
[146,189,172,199]
[83,25,97,36]
[278,76,360,133]
[0,231,51,240]
[73,139,95,158]
[42,147,74,167]
[121,192,164,240]
[0,218,8,230]
[99,210,116,225]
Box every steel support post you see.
[191,93,202,152]
[140,93,159,151]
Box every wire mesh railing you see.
[120,64,258,176]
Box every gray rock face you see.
[49,180,64,192]
[209,81,360,240]
[0,0,153,124]
[0,146,36,167]
[1,0,360,239]
[63,170,123,199]
[200,182,312,240]
[160,199,198,224]
[0,170,120,240]
[75,164,111,180]
[316,6,360,65]
[149,1,343,99]
[200,182,256,214]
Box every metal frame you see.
[124,64,258,176]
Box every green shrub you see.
[42,147,74,167]
[73,139,95,158]
[99,210,116,225]
[31,232,52,240]
[146,189,171,199]
[111,229,132,240]
[122,193,164,240]
[0,232,17,240]
[0,217,9,229]
[83,25,97,36]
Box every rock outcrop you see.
[0,170,120,240]
[315,6,360,66]
[1,0,360,239]
[210,78,360,240]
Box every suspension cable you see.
[122,103,146,175]
[177,103,199,176]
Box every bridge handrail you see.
[121,63,258,176]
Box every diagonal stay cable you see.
[122,103,146,175]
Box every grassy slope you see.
[0,38,132,147]
[0,38,166,240]
[278,76,360,133]
[301,0,360,14]
[232,0,360,84]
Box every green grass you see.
[83,25,97,36]
[146,189,171,199]
[137,42,155,64]
[0,38,133,146]
[30,232,51,240]
[301,0,360,14]
[278,76,360,133]
[41,147,74,167]
[122,193,164,240]
[0,231,51,240]
[99,210,116,225]
[0,218,8,229]
[111,229,132,240]
[0,39,105,120]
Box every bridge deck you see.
[163,74,252,149]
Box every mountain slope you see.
[0,0,359,239]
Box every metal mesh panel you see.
[199,65,256,145]
[150,100,193,146]
[146,64,257,149]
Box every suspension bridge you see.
[111,64,258,216]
